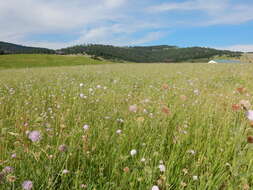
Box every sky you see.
[0,0,253,51]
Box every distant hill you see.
[0,41,55,54]
[59,44,242,63]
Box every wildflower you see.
[187,150,196,155]
[116,129,122,134]
[123,167,130,173]
[232,104,240,111]
[129,105,138,113]
[28,131,41,142]
[96,85,101,89]
[151,185,160,190]
[140,158,146,162]
[193,175,198,181]
[181,181,187,187]
[80,184,87,188]
[158,164,166,172]
[116,118,124,123]
[246,110,253,121]
[247,136,253,143]
[237,87,246,94]
[182,168,188,175]
[22,180,33,190]
[194,89,199,95]
[79,83,84,87]
[130,149,137,156]
[239,100,251,110]
[79,93,87,99]
[7,175,16,183]
[62,169,69,174]
[161,106,170,115]
[11,153,16,159]
[2,166,14,174]
[58,144,68,152]
[162,83,169,90]
[83,124,89,131]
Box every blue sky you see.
[0,0,253,51]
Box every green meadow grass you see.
[0,54,113,69]
[1,62,253,189]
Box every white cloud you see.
[218,45,253,52]
[148,0,253,26]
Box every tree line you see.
[59,44,242,63]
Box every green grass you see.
[1,63,253,189]
[0,54,113,69]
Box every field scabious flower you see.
[129,105,138,113]
[158,164,166,172]
[58,144,68,152]
[83,124,89,131]
[28,131,41,142]
[62,169,69,174]
[246,110,253,121]
[22,180,33,190]
[2,166,14,174]
[151,185,159,190]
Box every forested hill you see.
[0,41,55,54]
[59,44,242,63]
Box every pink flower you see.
[28,131,41,142]
[22,180,33,190]
[129,105,138,113]
[246,110,253,121]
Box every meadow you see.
[0,54,112,69]
[1,59,253,189]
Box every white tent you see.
[208,60,217,64]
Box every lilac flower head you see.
[58,144,68,152]
[22,180,33,190]
[28,131,41,142]
[2,166,14,174]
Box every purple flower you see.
[22,180,33,190]
[28,131,41,142]
[58,144,68,152]
[2,166,14,174]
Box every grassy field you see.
[0,54,113,69]
[1,61,253,189]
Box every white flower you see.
[130,149,137,156]
[62,169,69,174]
[193,175,198,181]
[79,83,84,87]
[187,150,196,155]
[28,131,41,142]
[246,110,253,121]
[140,158,146,162]
[151,185,159,190]
[83,124,89,131]
[194,89,199,95]
[129,105,138,113]
[96,85,101,89]
[116,129,122,134]
[79,93,87,99]
[22,180,33,190]
[158,164,166,172]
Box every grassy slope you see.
[0,54,113,69]
[1,63,253,189]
